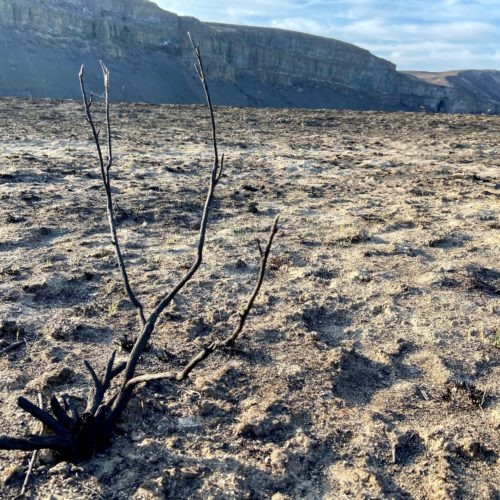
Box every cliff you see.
[0,0,498,113]
[405,70,500,111]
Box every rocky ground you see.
[0,98,498,499]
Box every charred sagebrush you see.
[0,34,279,462]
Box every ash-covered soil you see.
[0,98,498,499]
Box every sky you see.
[157,0,500,72]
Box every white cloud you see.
[156,0,500,71]
[269,18,332,35]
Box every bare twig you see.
[188,32,220,177]
[109,34,225,420]
[391,441,397,464]
[222,215,279,346]
[125,216,279,389]
[0,341,24,357]
[84,351,121,414]
[480,390,487,410]
[257,239,263,258]
[80,484,106,500]
[79,64,145,327]
[19,393,43,496]
[217,154,225,183]
[100,62,113,183]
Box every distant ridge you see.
[405,70,500,105]
[0,0,498,113]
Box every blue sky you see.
[157,0,500,71]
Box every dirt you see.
[0,98,498,499]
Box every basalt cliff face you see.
[0,0,498,113]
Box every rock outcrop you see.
[405,70,500,112]
[0,0,498,113]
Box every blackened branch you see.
[188,32,221,179]
[222,215,279,346]
[125,216,279,389]
[0,436,71,452]
[109,34,227,419]
[79,64,146,327]
[17,397,70,438]
[50,396,74,429]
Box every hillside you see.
[406,70,500,111]
[0,0,499,111]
